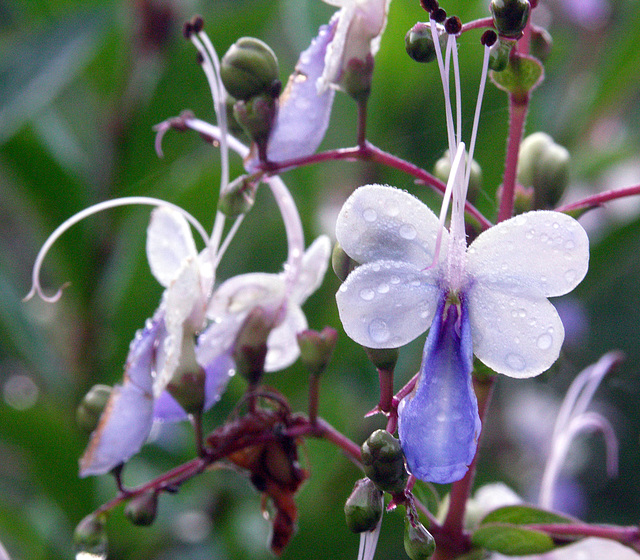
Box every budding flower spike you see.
[335,15,590,484]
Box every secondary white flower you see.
[318,0,391,92]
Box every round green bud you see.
[220,37,279,101]
[297,327,338,376]
[517,132,570,208]
[404,519,436,560]
[219,175,258,218]
[405,22,446,64]
[531,27,553,61]
[361,430,408,494]
[125,490,158,526]
[434,150,482,199]
[76,384,112,433]
[490,0,531,39]
[233,94,278,150]
[332,242,358,282]
[344,478,383,533]
[73,513,108,557]
[342,55,375,104]
[489,40,514,72]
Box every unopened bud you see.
[220,37,280,101]
[233,306,276,384]
[332,242,358,282]
[361,429,408,493]
[233,94,278,153]
[342,54,375,104]
[405,22,446,64]
[297,327,338,376]
[76,385,112,433]
[531,27,552,61]
[490,0,531,39]
[166,333,205,415]
[489,39,514,72]
[517,132,570,208]
[125,490,159,526]
[344,478,383,533]
[434,150,482,200]
[404,519,436,560]
[73,513,108,557]
[219,175,258,217]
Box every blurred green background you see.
[2,0,640,558]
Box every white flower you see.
[318,0,391,92]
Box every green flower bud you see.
[219,175,258,218]
[125,490,159,526]
[344,478,383,533]
[233,306,275,385]
[531,27,553,61]
[73,513,108,558]
[220,37,279,101]
[76,385,112,433]
[361,429,408,493]
[405,22,446,64]
[165,332,205,416]
[489,40,514,72]
[342,54,375,104]
[517,132,570,208]
[233,94,278,158]
[490,0,531,39]
[434,150,482,200]
[297,327,338,376]
[404,519,436,560]
[332,242,358,282]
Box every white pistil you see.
[430,19,456,157]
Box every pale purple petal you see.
[398,296,480,484]
[336,260,440,348]
[336,184,446,269]
[265,304,308,371]
[466,211,589,299]
[467,281,565,378]
[153,389,187,422]
[289,235,332,304]
[203,353,236,410]
[244,18,338,171]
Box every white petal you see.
[207,272,285,321]
[79,383,154,477]
[467,211,589,298]
[265,304,308,371]
[468,282,565,378]
[290,235,332,304]
[336,260,441,348]
[146,207,198,288]
[336,184,446,269]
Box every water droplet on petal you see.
[505,353,526,371]
[368,319,391,344]
[390,275,401,284]
[360,288,375,301]
[377,283,390,294]
[565,240,575,250]
[514,215,527,226]
[536,333,553,350]
[399,223,417,240]
[363,208,377,222]
[436,412,446,422]
[564,269,577,283]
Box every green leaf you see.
[472,523,556,555]
[490,54,544,96]
[480,504,575,526]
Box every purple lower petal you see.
[203,353,236,411]
[153,389,188,422]
[398,293,480,484]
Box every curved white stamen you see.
[464,43,491,190]
[180,118,250,160]
[449,35,462,149]
[430,19,456,157]
[24,197,210,303]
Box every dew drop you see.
[363,208,377,222]
[377,283,390,294]
[514,215,527,226]
[390,275,401,284]
[564,269,577,283]
[368,319,391,344]
[360,288,375,301]
[505,353,526,371]
[399,223,417,240]
[565,240,575,250]
[436,412,447,422]
[387,205,399,217]
[536,333,553,350]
